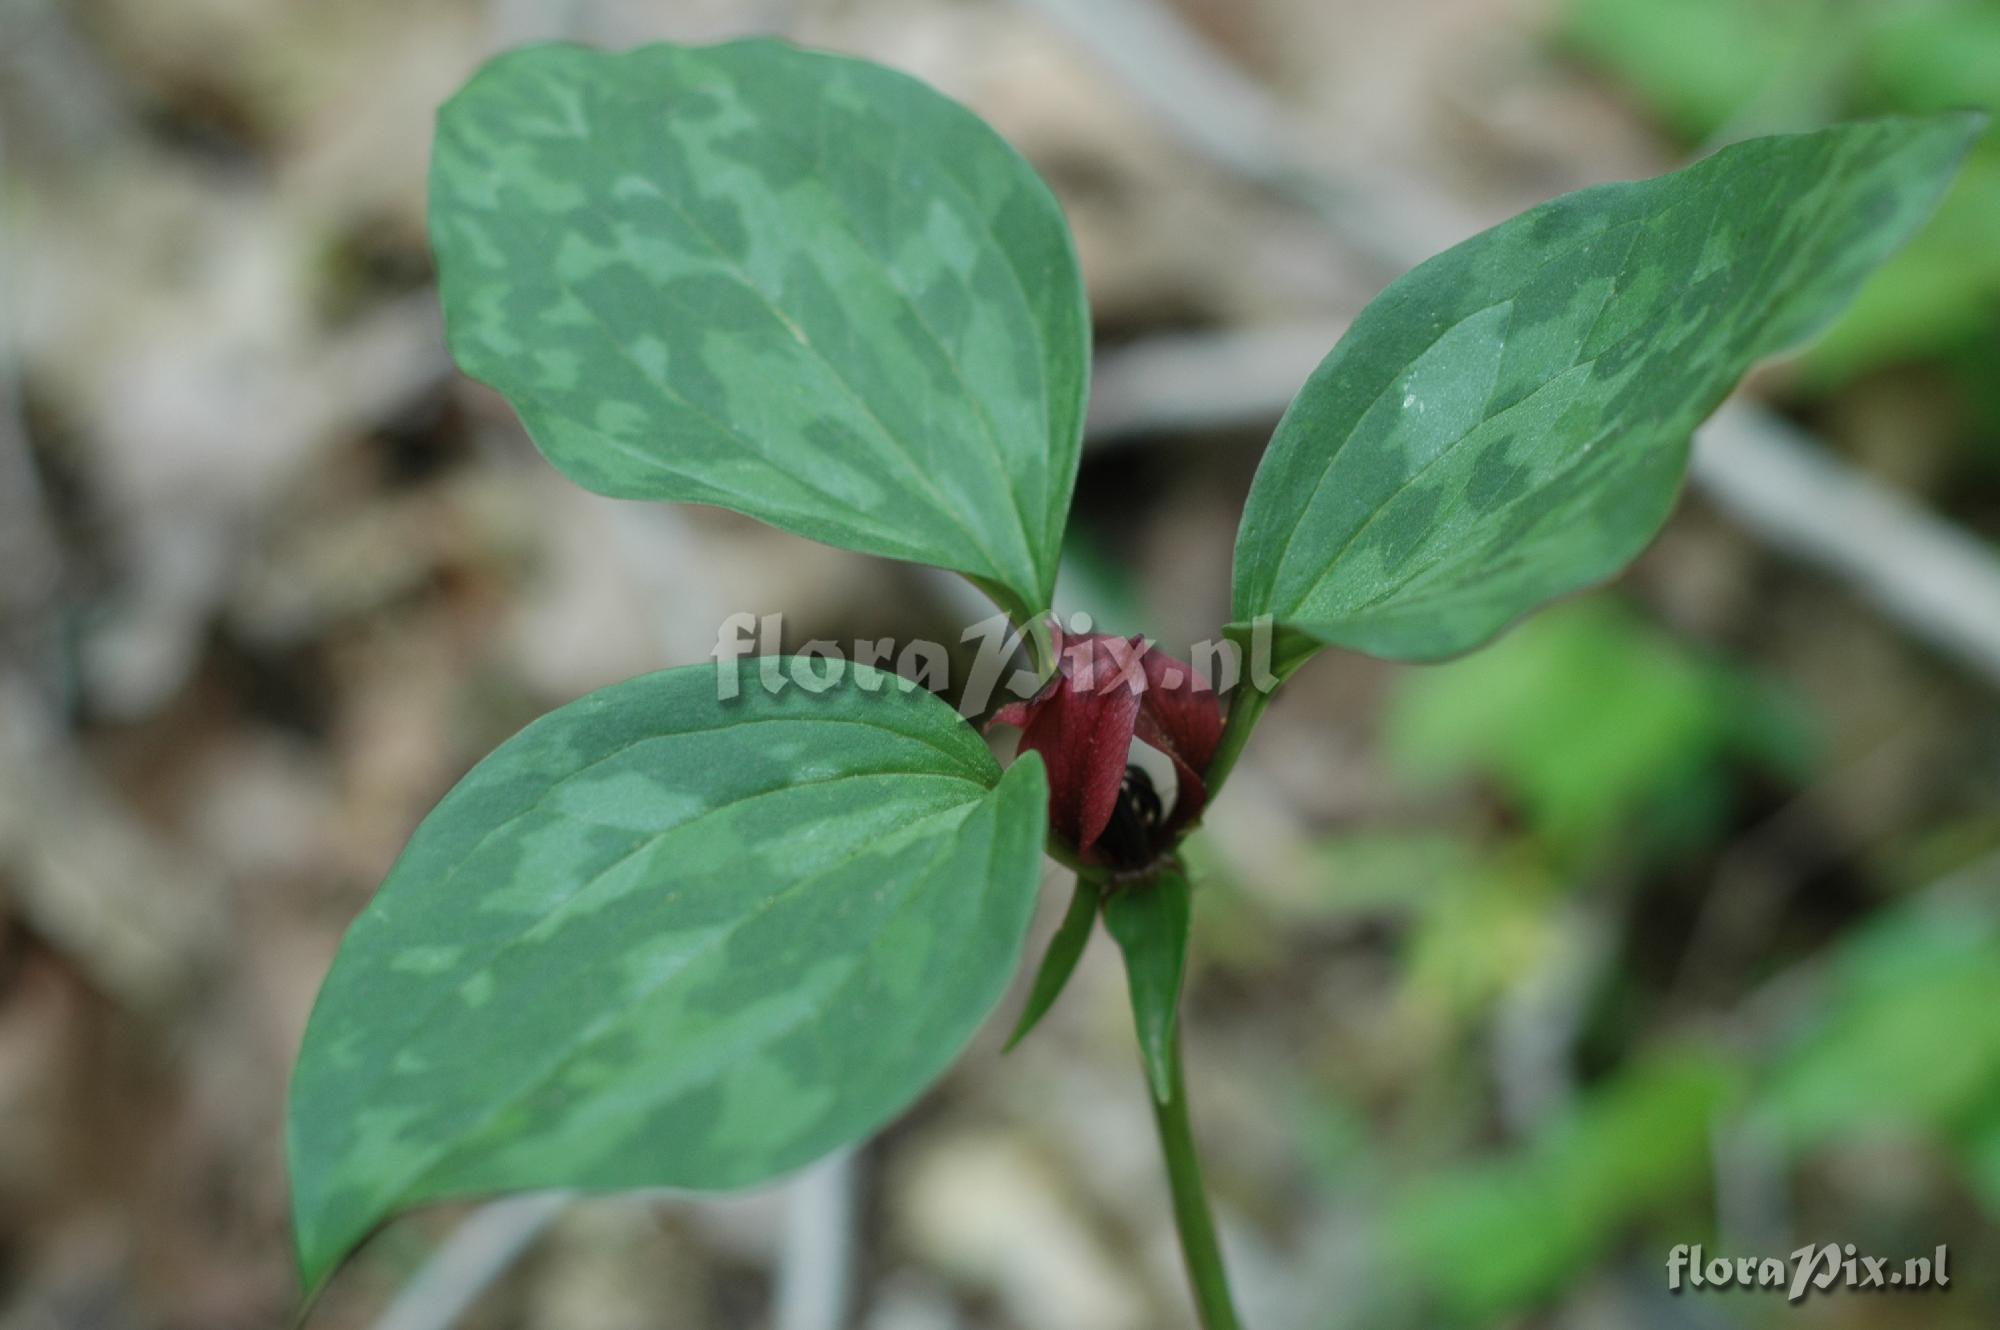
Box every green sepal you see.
[1105,865,1193,1104]
[1005,876,1103,1051]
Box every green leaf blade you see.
[287,663,1048,1291]
[1233,114,1983,663]
[430,41,1090,619]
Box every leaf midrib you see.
[602,97,1033,598]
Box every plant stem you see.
[1148,1028,1244,1330]
[1201,682,1271,801]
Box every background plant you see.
[281,35,1978,1328]
[8,3,2000,1328]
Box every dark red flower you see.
[987,624,1223,871]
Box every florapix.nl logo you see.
[709,610,1280,714]
[1668,1243,1950,1302]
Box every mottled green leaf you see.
[1004,876,1100,1050]
[1232,115,1981,667]
[430,41,1090,621]
[1105,867,1191,1103]
[1561,0,2000,386]
[287,662,1048,1291]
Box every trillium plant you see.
[285,37,1980,1327]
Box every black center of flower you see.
[1096,764,1166,871]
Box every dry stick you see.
[773,1151,860,1330]
[1690,406,2000,690]
[367,1193,574,1330]
[1030,0,2000,694]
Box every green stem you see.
[1201,682,1272,802]
[1149,1028,1244,1330]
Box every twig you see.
[773,1151,859,1330]
[366,1192,573,1330]
[1029,0,2000,692]
[1691,407,2000,689]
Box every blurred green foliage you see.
[1280,602,2000,1322]
[1385,1050,1740,1318]
[1754,898,2000,1163]
[1382,895,2000,1323]
[1310,831,1555,1021]
[1560,0,2000,393]
[1386,600,1812,866]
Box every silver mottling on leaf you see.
[287,661,1048,1291]
[429,40,1090,618]
[1233,114,1983,665]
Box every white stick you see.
[774,1151,860,1330]
[367,1192,574,1330]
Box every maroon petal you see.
[1057,636,1147,851]
[1136,648,1223,768]
[984,699,1037,733]
[985,629,1147,855]
[1135,647,1224,831]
